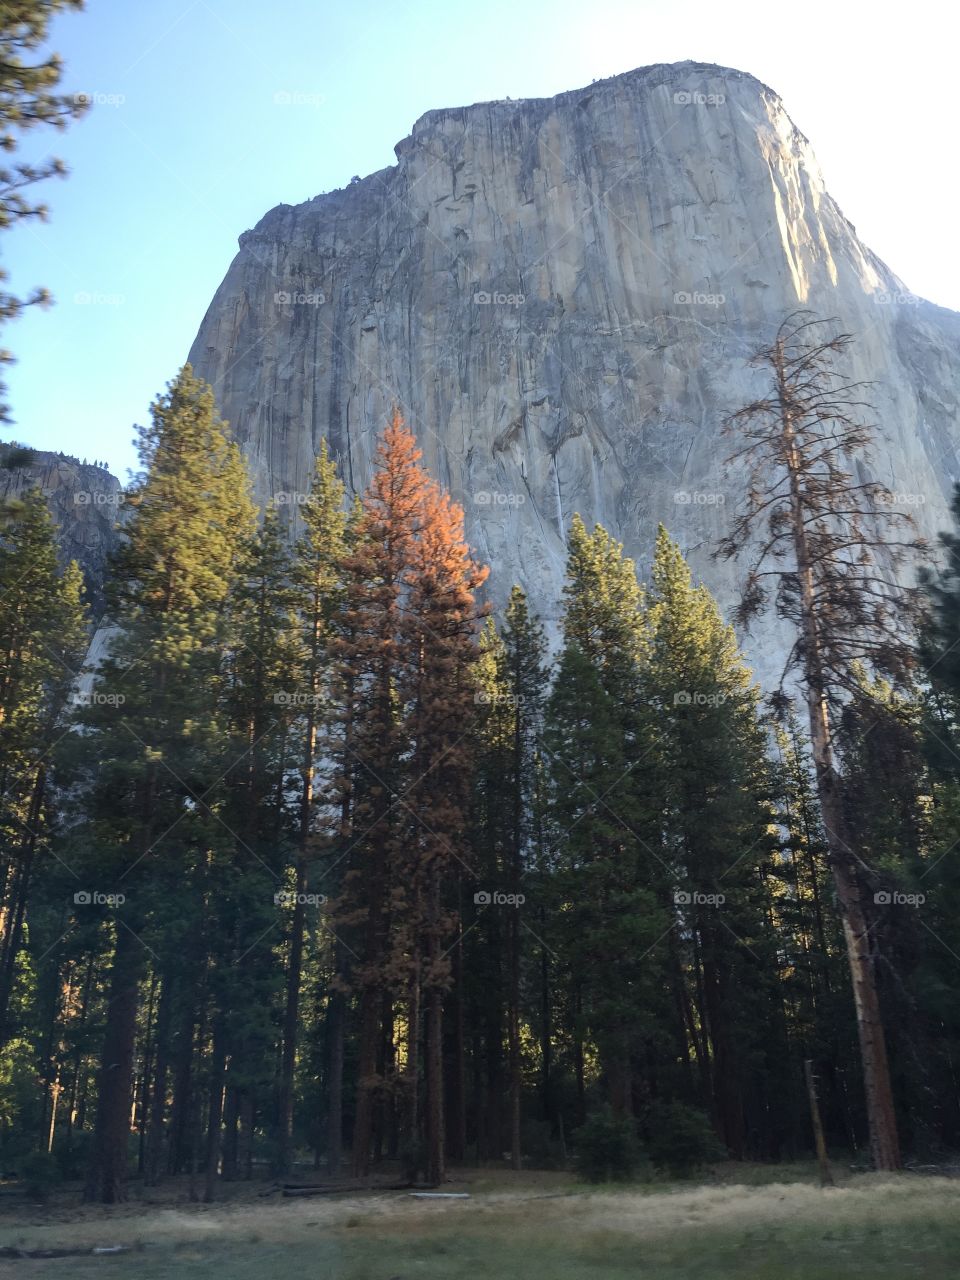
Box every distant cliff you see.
[0,444,123,612]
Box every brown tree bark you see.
[780,379,901,1172]
[83,923,145,1203]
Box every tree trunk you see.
[0,763,45,1044]
[425,980,444,1186]
[144,968,173,1185]
[276,858,307,1175]
[352,988,380,1178]
[84,923,145,1203]
[782,382,902,1172]
[326,983,345,1177]
[203,1020,227,1202]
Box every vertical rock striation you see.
[187,61,960,682]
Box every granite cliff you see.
[149,63,960,677]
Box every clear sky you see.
[7,0,957,479]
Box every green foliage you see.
[0,1,88,421]
[574,1109,645,1182]
[19,1149,61,1200]
[646,1101,725,1178]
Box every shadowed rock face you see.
[0,447,124,613]
[188,60,960,685]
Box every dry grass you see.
[0,1166,958,1277]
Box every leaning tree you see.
[716,311,927,1171]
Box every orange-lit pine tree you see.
[332,411,486,1182]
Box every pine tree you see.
[498,588,546,1168]
[716,313,926,1170]
[331,412,486,1182]
[0,1,88,421]
[72,366,255,1203]
[544,516,667,1120]
[0,489,87,1042]
[202,504,303,1199]
[398,477,487,1184]
[645,526,783,1156]
[332,412,441,1178]
[275,442,347,1176]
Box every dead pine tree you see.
[715,311,927,1172]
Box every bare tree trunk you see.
[84,923,144,1203]
[425,967,444,1185]
[781,382,901,1171]
[137,972,158,1174]
[448,923,467,1162]
[326,978,345,1177]
[0,763,45,1044]
[804,1059,834,1186]
[352,989,379,1178]
[539,915,552,1124]
[506,909,522,1169]
[203,1020,226,1202]
[144,969,173,1185]
[220,1086,239,1180]
[276,859,307,1175]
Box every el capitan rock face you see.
[188,60,960,684]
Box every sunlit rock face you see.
[0,448,124,612]
[188,60,960,685]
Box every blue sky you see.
[7,0,956,478]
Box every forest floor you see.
[0,1164,958,1277]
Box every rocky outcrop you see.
[0,446,123,611]
[188,61,960,684]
